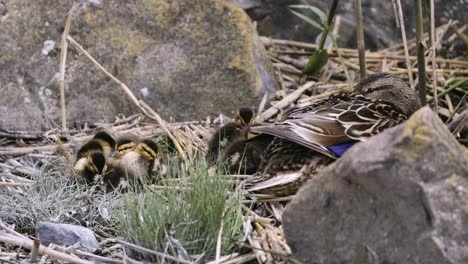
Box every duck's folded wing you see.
[249,118,343,159]
[250,96,407,157]
[338,99,407,140]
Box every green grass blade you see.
[303,49,329,75]
[289,9,323,31]
[289,4,327,24]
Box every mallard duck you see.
[74,131,116,183]
[206,107,254,164]
[246,72,422,195]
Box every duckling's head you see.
[93,131,117,153]
[87,152,107,176]
[111,138,138,159]
[355,72,422,116]
[77,140,104,159]
[235,108,254,126]
[133,139,158,161]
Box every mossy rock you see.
[0,0,278,130]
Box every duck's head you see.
[235,108,254,126]
[111,138,138,158]
[93,131,117,152]
[355,72,422,116]
[133,139,159,161]
[86,152,107,176]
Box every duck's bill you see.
[110,150,120,158]
[92,174,103,183]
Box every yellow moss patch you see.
[99,27,150,56]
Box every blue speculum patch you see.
[327,142,356,156]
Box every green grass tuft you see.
[118,156,243,261]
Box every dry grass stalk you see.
[395,0,414,88]
[448,22,468,46]
[429,0,438,112]
[58,2,76,131]
[0,182,31,187]
[354,0,366,77]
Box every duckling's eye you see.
[367,87,376,93]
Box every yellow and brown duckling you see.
[74,131,116,184]
[107,136,138,166]
[246,72,422,196]
[206,107,254,164]
[91,131,117,158]
[104,138,162,191]
[101,136,138,191]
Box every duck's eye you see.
[366,85,392,93]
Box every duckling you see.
[246,72,422,195]
[74,131,116,183]
[92,131,117,158]
[102,136,139,191]
[221,132,274,175]
[108,137,138,165]
[116,139,160,186]
[206,107,254,164]
[74,140,108,184]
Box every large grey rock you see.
[0,0,278,130]
[36,221,99,253]
[283,107,468,264]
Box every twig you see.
[246,233,267,263]
[105,238,194,264]
[0,182,31,187]
[0,161,40,177]
[59,2,76,130]
[206,253,239,264]
[427,79,466,103]
[447,22,468,46]
[446,94,467,123]
[447,110,468,135]
[216,254,256,264]
[0,234,92,264]
[30,238,40,263]
[255,81,316,122]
